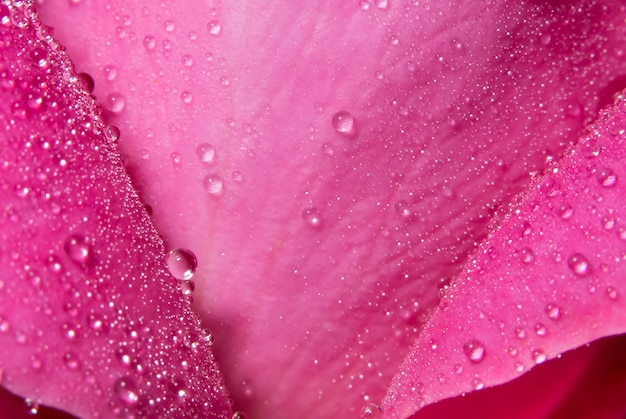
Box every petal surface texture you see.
[34,0,626,417]
[385,94,626,417]
[0,2,231,418]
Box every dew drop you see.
[164,20,176,32]
[180,280,195,296]
[360,403,382,418]
[76,72,95,93]
[171,152,182,165]
[375,0,389,9]
[203,174,224,196]
[519,247,534,264]
[104,125,120,142]
[302,207,322,228]
[331,111,356,136]
[531,349,546,364]
[534,323,547,336]
[515,363,524,373]
[559,204,574,219]
[472,377,485,390]
[322,142,335,156]
[143,35,157,51]
[64,234,91,265]
[105,93,125,114]
[103,65,118,82]
[597,168,617,187]
[0,317,10,334]
[182,54,194,67]
[607,286,619,301]
[114,377,140,406]
[166,248,198,280]
[232,170,243,183]
[181,90,193,104]
[207,20,221,36]
[24,398,39,415]
[567,253,591,276]
[462,339,486,363]
[200,328,215,346]
[544,304,561,320]
[63,351,80,371]
[196,143,216,164]
[514,327,526,339]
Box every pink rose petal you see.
[0,3,231,418]
[384,92,626,417]
[34,0,626,417]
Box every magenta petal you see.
[383,94,626,417]
[34,0,626,417]
[0,3,231,418]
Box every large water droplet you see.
[331,111,356,136]
[375,0,389,9]
[462,339,486,363]
[64,234,91,265]
[105,93,126,114]
[196,143,216,164]
[203,174,224,196]
[567,252,591,276]
[114,377,140,406]
[166,248,198,280]
[360,403,382,418]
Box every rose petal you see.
[383,92,626,417]
[35,0,626,417]
[0,3,231,418]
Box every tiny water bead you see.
[462,339,486,363]
[207,20,221,36]
[519,247,534,263]
[181,90,193,104]
[567,252,591,276]
[24,398,40,415]
[545,303,561,320]
[232,412,249,419]
[64,233,91,265]
[531,349,547,364]
[302,207,322,228]
[114,376,140,406]
[166,248,198,280]
[360,403,382,418]
[143,35,157,51]
[102,64,118,82]
[203,173,224,196]
[196,143,216,164]
[331,110,356,136]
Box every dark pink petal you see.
[384,93,626,417]
[0,3,231,418]
[35,0,626,417]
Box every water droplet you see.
[519,247,534,263]
[545,304,561,320]
[531,349,546,364]
[29,47,48,67]
[196,143,216,164]
[180,280,195,296]
[181,90,193,104]
[395,200,412,219]
[515,327,526,339]
[559,204,574,219]
[540,33,552,45]
[534,323,547,336]
[64,234,91,265]
[200,328,214,346]
[232,412,249,419]
[0,317,10,334]
[232,170,243,183]
[178,55,193,69]
[203,174,224,196]
[114,377,140,406]
[360,403,382,418]
[472,377,485,390]
[597,168,617,187]
[171,152,182,165]
[375,0,389,9]
[515,363,524,373]
[24,399,39,415]
[607,286,619,300]
[103,65,118,82]
[143,35,157,51]
[62,322,79,341]
[462,339,486,363]
[302,207,322,228]
[567,253,591,276]
[207,20,221,36]
[77,72,95,93]
[322,142,335,156]
[63,352,80,370]
[331,111,356,136]
[166,248,198,280]
[164,20,176,32]
[104,125,120,142]
[105,93,125,114]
